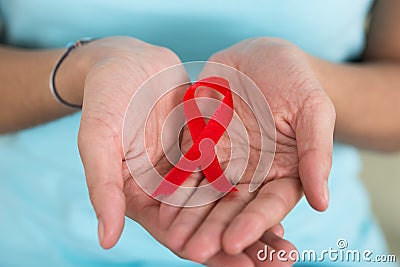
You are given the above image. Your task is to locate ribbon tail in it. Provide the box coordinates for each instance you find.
[212,173,238,192]
[203,157,237,192]
[151,180,180,197]
[151,155,195,196]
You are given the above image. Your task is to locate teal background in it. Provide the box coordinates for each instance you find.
[0,0,395,266]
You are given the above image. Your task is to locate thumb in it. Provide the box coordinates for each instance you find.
[78,124,126,249]
[295,95,335,212]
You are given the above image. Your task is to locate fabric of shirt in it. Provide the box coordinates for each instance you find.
[0,0,394,266]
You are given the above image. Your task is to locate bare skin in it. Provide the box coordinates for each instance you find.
[1,1,400,266]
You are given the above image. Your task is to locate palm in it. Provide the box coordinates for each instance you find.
[78,37,330,266]
[153,38,335,263]
[121,78,297,266]
[80,51,294,266]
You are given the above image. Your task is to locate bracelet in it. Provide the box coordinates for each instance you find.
[49,38,94,109]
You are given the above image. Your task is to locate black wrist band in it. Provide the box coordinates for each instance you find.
[49,38,94,109]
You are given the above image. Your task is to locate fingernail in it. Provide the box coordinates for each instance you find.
[98,217,104,247]
[323,180,330,205]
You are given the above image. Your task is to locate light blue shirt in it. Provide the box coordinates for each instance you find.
[0,0,393,266]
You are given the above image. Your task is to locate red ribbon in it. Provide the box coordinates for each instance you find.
[152,76,237,196]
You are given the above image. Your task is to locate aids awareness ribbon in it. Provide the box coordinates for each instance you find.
[152,77,238,196]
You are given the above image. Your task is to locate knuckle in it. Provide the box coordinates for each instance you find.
[221,193,249,209]
[165,228,186,252]
[77,129,92,154]
[135,46,182,77]
[208,52,223,62]
[153,46,181,65]
[207,50,230,65]
[77,132,86,151]
[184,252,206,264]
[245,209,269,228]
[87,181,124,210]
[86,184,100,212]
[327,99,336,119]
[263,191,289,212]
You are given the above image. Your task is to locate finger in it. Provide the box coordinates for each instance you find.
[157,170,207,231]
[206,251,254,267]
[268,224,284,238]
[158,203,182,230]
[183,184,254,263]
[124,176,167,241]
[222,178,302,255]
[78,128,125,249]
[295,97,335,211]
[245,232,297,267]
[165,203,215,254]
[260,232,297,253]
[164,178,216,253]
[156,125,211,249]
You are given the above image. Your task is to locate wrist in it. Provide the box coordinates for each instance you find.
[54,40,100,108]
[304,52,340,106]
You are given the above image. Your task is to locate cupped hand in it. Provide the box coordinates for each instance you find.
[76,36,184,249]
[159,37,335,264]
[76,36,327,267]
[117,60,297,266]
